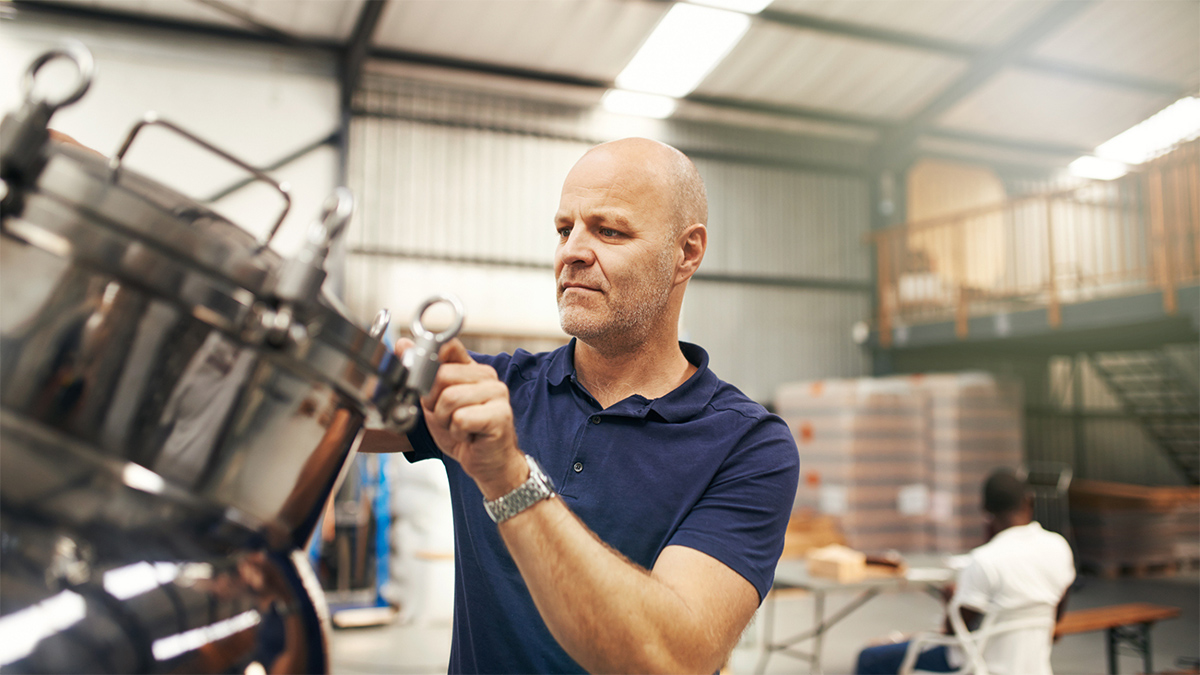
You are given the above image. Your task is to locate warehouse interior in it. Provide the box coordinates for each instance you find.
[1,0,1198,673]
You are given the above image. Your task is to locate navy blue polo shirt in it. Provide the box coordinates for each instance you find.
[405,339,799,674]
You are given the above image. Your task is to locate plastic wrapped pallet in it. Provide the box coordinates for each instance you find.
[902,372,1024,553]
[776,378,929,553]
[1070,480,1200,575]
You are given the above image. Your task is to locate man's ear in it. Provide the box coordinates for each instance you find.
[675,223,707,284]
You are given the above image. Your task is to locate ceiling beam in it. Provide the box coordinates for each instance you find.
[188,0,307,46]
[871,0,1095,170]
[6,0,1110,164]
[10,0,339,53]
[341,0,388,108]
[753,4,1181,98]
[923,128,1090,158]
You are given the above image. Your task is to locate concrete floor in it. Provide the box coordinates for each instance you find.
[328,570,1199,675]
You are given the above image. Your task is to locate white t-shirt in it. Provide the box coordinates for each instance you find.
[952,521,1076,675]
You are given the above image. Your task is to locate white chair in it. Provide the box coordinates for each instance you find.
[898,598,1056,675]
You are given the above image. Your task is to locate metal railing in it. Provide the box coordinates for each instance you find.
[872,140,1200,346]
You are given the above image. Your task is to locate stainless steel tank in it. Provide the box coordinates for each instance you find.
[0,44,460,673]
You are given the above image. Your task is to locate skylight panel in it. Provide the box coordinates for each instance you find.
[1095,97,1200,165]
[614,3,752,99]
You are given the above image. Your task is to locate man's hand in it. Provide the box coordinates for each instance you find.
[421,339,527,499]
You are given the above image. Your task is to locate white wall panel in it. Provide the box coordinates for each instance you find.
[0,13,340,256]
[699,160,871,281]
[682,283,870,402]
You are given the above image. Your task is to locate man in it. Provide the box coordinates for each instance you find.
[365,138,800,674]
[855,468,1075,675]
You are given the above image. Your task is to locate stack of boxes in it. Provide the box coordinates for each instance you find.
[775,372,1023,554]
[921,373,1024,552]
[776,378,928,553]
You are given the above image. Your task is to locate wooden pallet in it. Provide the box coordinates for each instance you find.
[1081,558,1181,579]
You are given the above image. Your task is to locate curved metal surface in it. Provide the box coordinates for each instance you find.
[0,140,394,548]
[0,412,329,674]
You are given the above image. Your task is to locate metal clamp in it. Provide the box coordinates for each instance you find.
[383,294,465,433]
[2,43,95,215]
[108,113,292,249]
[403,294,465,396]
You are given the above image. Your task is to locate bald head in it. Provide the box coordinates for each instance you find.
[578,138,707,237]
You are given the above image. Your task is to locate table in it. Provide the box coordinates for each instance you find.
[753,556,955,675]
[1054,603,1182,675]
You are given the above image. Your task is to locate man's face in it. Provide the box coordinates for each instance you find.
[553,147,679,348]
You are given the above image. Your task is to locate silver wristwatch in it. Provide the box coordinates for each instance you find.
[483,454,556,524]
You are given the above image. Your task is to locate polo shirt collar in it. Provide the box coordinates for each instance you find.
[547,339,719,422]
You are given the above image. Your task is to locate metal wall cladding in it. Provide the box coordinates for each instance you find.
[373,0,662,84]
[346,76,874,399]
[702,21,969,121]
[682,284,871,402]
[348,112,580,265]
[770,0,1050,46]
[696,158,871,281]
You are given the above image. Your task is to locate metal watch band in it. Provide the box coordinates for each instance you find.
[483,454,556,524]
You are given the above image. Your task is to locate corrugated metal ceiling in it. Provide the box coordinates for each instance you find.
[17,0,1200,170]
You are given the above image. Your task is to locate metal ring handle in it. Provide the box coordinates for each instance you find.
[21,42,94,112]
[369,309,391,340]
[108,112,292,248]
[410,294,465,345]
[320,186,354,245]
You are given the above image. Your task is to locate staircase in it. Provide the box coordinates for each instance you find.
[1090,351,1200,484]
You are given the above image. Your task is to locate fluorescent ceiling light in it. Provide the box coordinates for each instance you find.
[615,3,752,99]
[1095,96,1200,165]
[602,89,677,119]
[1069,155,1128,181]
[689,0,774,13]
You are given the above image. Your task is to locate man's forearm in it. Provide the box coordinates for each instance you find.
[497,496,748,674]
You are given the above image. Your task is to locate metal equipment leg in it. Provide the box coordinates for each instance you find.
[812,591,825,674]
[1106,623,1154,675]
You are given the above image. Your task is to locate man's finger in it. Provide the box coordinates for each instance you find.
[393,337,415,356]
[437,338,474,365]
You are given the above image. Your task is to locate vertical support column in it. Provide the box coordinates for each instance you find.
[1189,143,1200,276]
[1045,197,1061,329]
[954,222,968,338]
[1171,156,1193,281]
[1141,622,1153,675]
[1106,627,1118,675]
[1073,354,1086,479]
[1147,167,1177,315]
[877,230,894,348]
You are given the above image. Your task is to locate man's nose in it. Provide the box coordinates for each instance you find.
[558,224,595,266]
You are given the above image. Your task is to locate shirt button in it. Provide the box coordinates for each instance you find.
[573,462,583,473]
[590,416,600,424]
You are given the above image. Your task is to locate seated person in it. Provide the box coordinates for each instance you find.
[855,468,1075,675]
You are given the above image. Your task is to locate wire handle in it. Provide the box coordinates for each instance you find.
[108,112,292,248]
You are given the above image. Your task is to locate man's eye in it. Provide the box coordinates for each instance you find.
[557,226,571,238]
[599,228,620,238]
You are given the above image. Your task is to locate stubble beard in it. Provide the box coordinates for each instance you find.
[558,244,676,352]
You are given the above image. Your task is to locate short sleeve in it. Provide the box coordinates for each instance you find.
[664,415,799,602]
[954,557,994,613]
